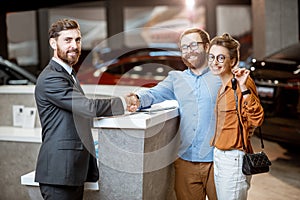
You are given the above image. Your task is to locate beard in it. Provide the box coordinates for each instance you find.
[182,51,207,69]
[57,46,81,66]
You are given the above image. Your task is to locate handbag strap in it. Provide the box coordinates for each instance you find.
[258,126,264,149]
[233,82,265,151]
[234,89,246,150]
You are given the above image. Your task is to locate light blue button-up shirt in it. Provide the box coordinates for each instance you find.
[137,67,221,162]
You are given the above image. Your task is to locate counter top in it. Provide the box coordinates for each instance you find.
[94,100,179,129]
[0,126,98,143]
[21,171,99,190]
[0,126,42,143]
[0,109,179,142]
[0,85,35,94]
[94,107,179,129]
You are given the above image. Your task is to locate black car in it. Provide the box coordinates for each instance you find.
[0,56,37,85]
[250,43,300,147]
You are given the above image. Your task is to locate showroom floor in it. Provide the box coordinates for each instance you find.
[248,136,300,200]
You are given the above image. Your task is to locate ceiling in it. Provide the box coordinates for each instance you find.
[0,0,103,13]
[0,0,254,13]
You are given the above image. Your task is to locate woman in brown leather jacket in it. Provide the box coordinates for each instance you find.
[208,33,264,200]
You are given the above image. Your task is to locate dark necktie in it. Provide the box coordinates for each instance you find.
[71,70,84,94]
[71,70,78,84]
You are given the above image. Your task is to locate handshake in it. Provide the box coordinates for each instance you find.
[125,93,141,112]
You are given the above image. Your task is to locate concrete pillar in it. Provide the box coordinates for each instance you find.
[105,0,124,49]
[0,13,8,59]
[36,9,50,73]
[252,0,298,59]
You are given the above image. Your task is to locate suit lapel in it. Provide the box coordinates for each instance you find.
[71,72,85,94]
[49,60,85,94]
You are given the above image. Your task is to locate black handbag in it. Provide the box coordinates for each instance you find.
[242,149,271,175]
[232,78,272,175]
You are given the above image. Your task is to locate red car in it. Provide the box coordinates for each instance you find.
[76,47,187,88]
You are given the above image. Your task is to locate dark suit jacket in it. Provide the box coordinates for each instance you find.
[34,60,124,186]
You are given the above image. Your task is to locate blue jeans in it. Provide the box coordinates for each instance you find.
[214,148,252,200]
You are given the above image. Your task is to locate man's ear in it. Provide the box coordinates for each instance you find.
[49,38,56,50]
[204,43,210,52]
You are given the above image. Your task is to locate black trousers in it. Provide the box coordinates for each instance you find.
[39,183,84,200]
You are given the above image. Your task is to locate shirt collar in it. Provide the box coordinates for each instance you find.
[187,66,210,76]
[52,57,73,75]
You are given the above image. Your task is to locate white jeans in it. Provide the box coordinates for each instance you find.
[214,148,252,200]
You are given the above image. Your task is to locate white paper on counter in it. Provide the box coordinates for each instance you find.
[22,107,36,128]
[12,105,25,127]
[139,100,179,112]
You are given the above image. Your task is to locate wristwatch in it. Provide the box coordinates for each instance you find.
[242,89,251,96]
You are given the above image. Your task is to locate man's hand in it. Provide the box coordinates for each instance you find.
[125,93,140,112]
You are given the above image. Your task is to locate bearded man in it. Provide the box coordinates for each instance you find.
[34,18,125,200]
[125,28,221,200]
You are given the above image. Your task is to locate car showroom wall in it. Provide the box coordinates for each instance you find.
[1,0,254,75]
[0,0,298,75]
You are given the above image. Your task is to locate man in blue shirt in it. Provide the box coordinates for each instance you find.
[126,28,221,200]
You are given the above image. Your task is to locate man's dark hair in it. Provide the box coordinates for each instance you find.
[48,19,80,39]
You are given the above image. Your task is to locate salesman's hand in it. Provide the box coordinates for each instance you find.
[125,93,140,112]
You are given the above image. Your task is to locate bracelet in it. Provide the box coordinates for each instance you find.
[242,89,251,96]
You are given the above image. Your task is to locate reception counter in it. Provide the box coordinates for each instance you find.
[0,85,180,199]
[16,108,179,200]
[94,107,179,200]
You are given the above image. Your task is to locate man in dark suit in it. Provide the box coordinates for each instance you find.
[34,18,125,200]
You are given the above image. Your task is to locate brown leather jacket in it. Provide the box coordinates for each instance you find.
[210,77,264,153]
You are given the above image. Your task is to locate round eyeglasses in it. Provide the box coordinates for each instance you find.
[181,42,204,54]
[208,54,227,63]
